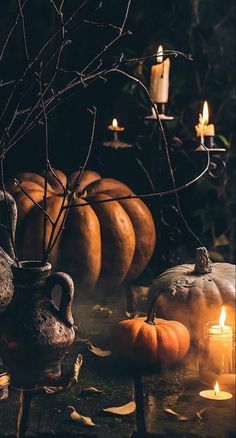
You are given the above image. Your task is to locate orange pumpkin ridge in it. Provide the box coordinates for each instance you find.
[111,307,190,367]
[9,170,156,295]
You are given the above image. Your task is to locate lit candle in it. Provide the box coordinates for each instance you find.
[107,118,124,132]
[150,45,170,104]
[207,306,233,375]
[199,381,232,400]
[195,101,215,141]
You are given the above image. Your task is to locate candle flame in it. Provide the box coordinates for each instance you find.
[157,45,163,63]
[202,101,209,125]
[112,118,118,128]
[219,306,227,329]
[214,381,220,395]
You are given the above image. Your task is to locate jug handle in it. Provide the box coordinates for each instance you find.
[46,272,74,327]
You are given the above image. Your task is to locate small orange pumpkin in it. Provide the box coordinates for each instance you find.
[112,310,190,366]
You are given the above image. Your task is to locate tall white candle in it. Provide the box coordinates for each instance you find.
[150,45,170,103]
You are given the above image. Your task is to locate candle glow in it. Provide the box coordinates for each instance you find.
[195,100,215,137]
[156,45,163,63]
[112,118,118,129]
[107,117,124,132]
[219,306,226,329]
[214,381,220,395]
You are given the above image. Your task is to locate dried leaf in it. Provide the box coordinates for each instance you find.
[73,354,83,383]
[66,354,83,389]
[91,305,112,319]
[163,408,189,421]
[102,401,136,415]
[91,304,101,314]
[195,407,209,421]
[41,386,64,394]
[82,386,103,395]
[88,344,112,357]
[68,406,96,427]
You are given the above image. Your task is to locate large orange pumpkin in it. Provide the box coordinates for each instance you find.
[9,169,156,293]
[112,312,190,366]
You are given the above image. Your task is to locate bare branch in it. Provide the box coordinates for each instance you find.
[63,148,210,209]
[38,67,49,256]
[14,179,54,225]
[46,107,97,257]
[17,0,30,63]
[120,0,132,34]
[0,0,28,62]
[123,50,193,64]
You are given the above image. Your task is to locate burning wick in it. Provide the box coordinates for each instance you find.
[214,381,219,396]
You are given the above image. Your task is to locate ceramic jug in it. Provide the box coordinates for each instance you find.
[0,260,75,388]
[0,191,17,312]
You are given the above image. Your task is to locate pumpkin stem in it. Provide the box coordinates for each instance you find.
[145,298,157,325]
[194,247,213,274]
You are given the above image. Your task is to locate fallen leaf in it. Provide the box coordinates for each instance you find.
[88,344,112,357]
[82,386,103,395]
[41,386,63,394]
[66,354,83,389]
[91,305,112,319]
[68,406,96,427]
[163,408,189,421]
[102,401,136,415]
[91,304,101,314]
[195,407,210,421]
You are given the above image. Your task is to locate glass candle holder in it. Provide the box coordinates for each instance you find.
[199,321,235,388]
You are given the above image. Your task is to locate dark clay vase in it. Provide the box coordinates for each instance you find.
[0,261,75,388]
[0,191,17,312]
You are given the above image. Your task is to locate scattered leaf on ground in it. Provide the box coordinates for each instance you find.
[195,407,210,421]
[67,354,83,388]
[88,344,112,357]
[91,305,112,319]
[82,386,103,395]
[163,408,189,421]
[68,406,96,427]
[41,386,63,394]
[102,401,136,415]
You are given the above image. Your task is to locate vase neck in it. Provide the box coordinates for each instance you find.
[11,261,52,290]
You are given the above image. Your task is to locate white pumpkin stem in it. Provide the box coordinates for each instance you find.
[194,247,213,274]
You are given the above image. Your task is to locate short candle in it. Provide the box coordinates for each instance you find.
[199,381,233,401]
[107,118,124,132]
[195,101,215,140]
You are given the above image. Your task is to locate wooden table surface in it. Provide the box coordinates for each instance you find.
[0,292,235,438]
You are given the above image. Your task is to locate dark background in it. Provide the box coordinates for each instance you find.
[0,0,235,274]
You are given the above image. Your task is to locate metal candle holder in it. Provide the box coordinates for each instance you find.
[145,102,174,121]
